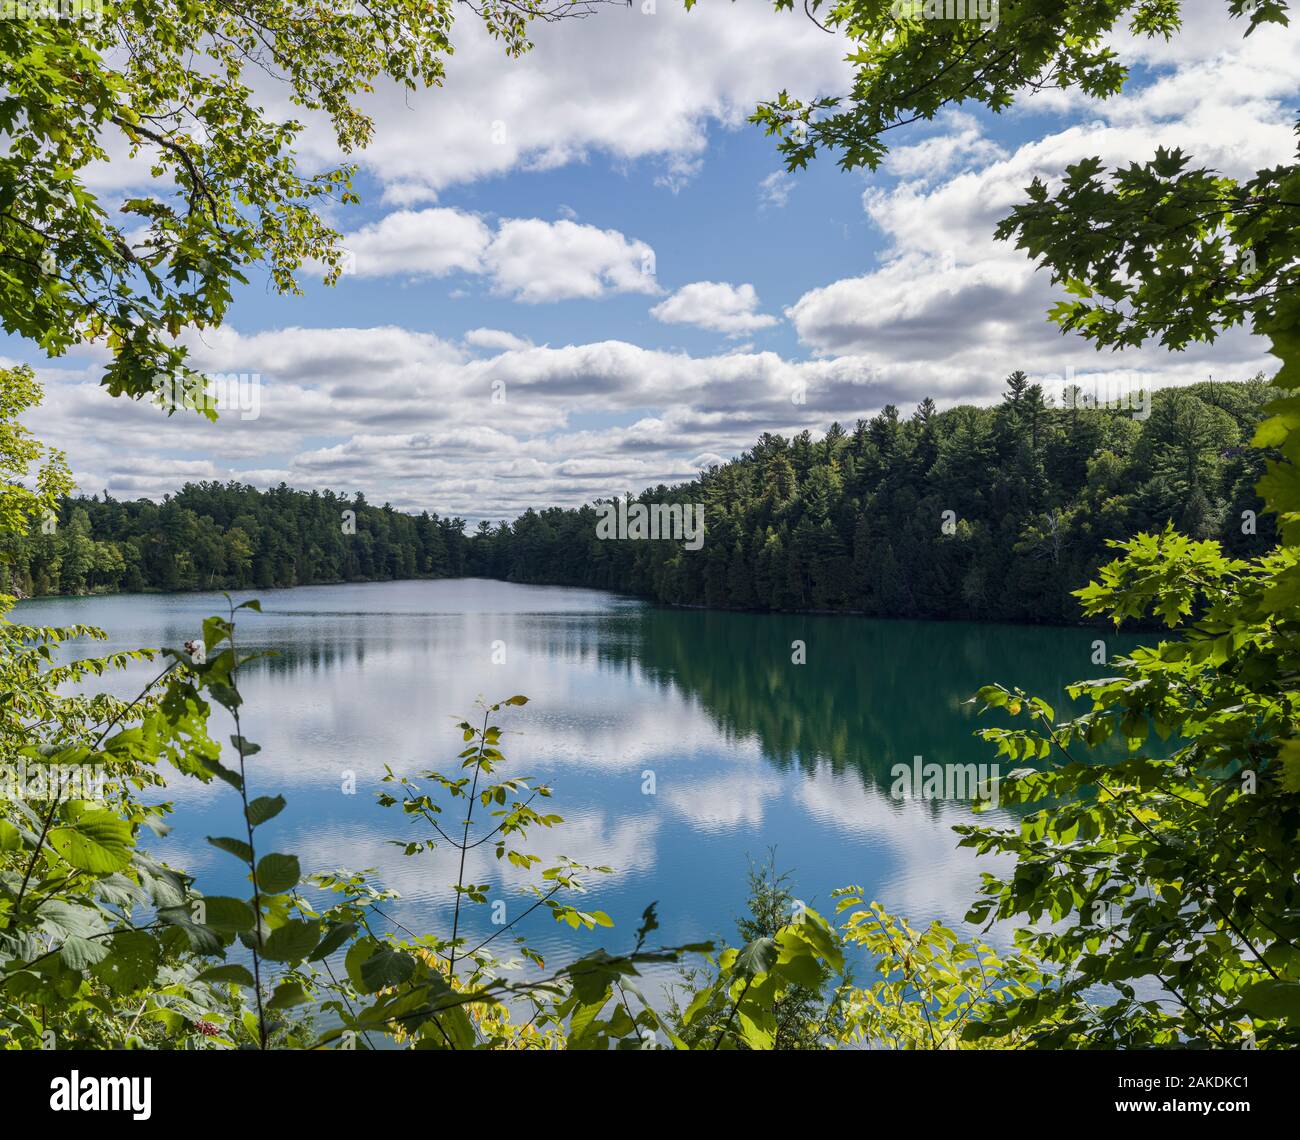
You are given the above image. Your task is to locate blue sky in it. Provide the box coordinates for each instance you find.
[10,0,1294,519]
[280,135,880,361]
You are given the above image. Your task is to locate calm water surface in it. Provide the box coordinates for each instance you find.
[15,579,1139,974]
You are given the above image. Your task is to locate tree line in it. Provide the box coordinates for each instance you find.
[10,375,1274,624]
[2,484,470,597]
[472,374,1275,622]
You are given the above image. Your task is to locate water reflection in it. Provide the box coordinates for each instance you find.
[14,580,1142,965]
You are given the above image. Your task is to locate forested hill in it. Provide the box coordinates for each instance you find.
[6,375,1276,624]
[2,484,471,597]
[471,375,1276,623]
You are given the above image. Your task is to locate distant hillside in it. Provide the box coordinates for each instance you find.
[2,484,470,598]
[467,375,1277,624]
[6,375,1276,625]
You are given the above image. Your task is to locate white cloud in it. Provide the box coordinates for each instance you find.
[651,281,778,336]
[24,331,907,516]
[35,314,1268,522]
[758,170,793,208]
[483,218,659,303]
[787,9,1299,375]
[883,112,1007,181]
[318,4,853,201]
[342,207,491,278]
[654,154,705,195]
[463,328,533,352]
[787,252,1035,358]
[341,210,657,301]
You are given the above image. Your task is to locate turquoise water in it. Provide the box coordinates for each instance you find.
[14,578,1139,973]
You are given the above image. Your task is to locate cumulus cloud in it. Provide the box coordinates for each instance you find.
[786,8,1298,380]
[342,207,491,278]
[883,111,1007,181]
[33,314,1268,523]
[787,252,1035,359]
[341,210,657,301]
[483,218,658,302]
[651,282,778,336]
[83,6,847,208]
[26,330,913,517]
[463,328,533,352]
[324,4,853,201]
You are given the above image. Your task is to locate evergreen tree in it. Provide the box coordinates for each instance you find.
[17,381,1270,626]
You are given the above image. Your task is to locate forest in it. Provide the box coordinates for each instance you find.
[471,375,1275,621]
[4,484,471,597]
[14,375,1275,624]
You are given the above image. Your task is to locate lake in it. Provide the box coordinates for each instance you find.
[13,578,1138,979]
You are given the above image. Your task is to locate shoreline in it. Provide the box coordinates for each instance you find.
[9,573,1127,632]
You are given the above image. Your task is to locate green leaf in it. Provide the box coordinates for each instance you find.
[91,931,161,993]
[197,963,256,987]
[207,835,252,863]
[48,811,133,873]
[1278,738,1300,794]
[307,920,357,962]
[358,946,416,993]
[247,795,286,826]
[734,936,778,978]
[267,979,310,1010]
[194,896,256,933]
[156,907,224,955]
[0,820,21,851]
[262,919,321,963]
[1239,980,1300,1020]
[208,681,241,712]
[256,853,300,894]
[773,934,825,988]
[60,935,110,971]
[198,754,244,791]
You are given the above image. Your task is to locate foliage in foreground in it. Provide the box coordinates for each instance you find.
[2,349,1297,1046]
[961,530,1300,1047]
[0,600,1032,1050]
[0,0,612,403]
[2,573,1295,1049]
